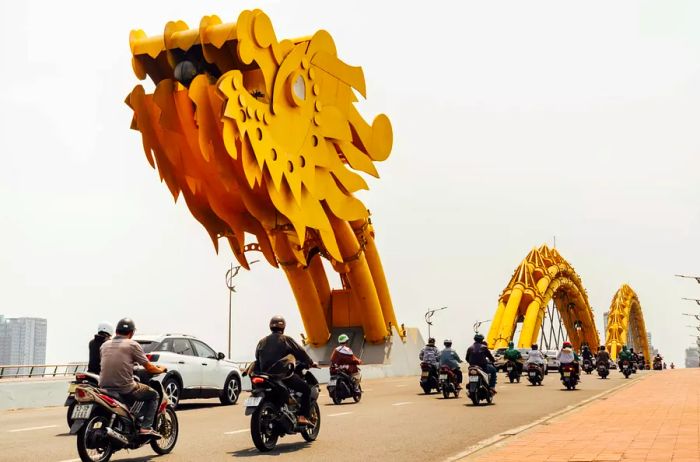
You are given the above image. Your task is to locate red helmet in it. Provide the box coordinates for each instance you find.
[563,341,572,348]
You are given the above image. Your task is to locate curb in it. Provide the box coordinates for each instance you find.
[443,374,647,462]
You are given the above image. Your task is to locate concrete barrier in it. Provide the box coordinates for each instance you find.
[0,378,71,410]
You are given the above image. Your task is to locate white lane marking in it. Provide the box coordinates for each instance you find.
[392,401,412,406]
[8,424,58,433]
[328,411,353,417]
[224,429,248,435]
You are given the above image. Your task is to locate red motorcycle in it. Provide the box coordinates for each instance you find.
[438,366,460,399]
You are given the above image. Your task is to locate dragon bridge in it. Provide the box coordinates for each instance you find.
[605,285,650,361]
[126,9,399,346]
[487,245,600,351]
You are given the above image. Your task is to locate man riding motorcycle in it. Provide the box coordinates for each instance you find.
[556,341,579,377]
[439,339,463,389]
[525,343,546,375]
[596,345,610,366]
[419,337,440,370]
[88,322,113,374]
[466,334,497,394]
[330,333,362,391]
[581,345,593,363]
[254,315,318,426]
[99,318,166,436]
[503,341,523,376]
[618,345,633,369]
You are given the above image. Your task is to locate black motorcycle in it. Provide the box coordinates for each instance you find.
[438,365,460,399]
[653,361,662,371]
[70,369,178,462]
[505,360,520,383]
[65,371,99,428]
[597,362,609,379]
[467,366,493,405]
[419,362,441,394]
[246,363,321,452]
[621,360,632,378]
[560,363,579,390]
[526,363,544,386]
[582,359,594,375]
[327,366,361,404]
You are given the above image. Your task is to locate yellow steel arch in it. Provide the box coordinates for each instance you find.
[605,285,650,361]
[487,245,600,351]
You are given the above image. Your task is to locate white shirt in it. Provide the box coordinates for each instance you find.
[526,350,545,364]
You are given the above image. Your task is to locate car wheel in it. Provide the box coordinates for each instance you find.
[163,378,181,409]
[220,374,241,405]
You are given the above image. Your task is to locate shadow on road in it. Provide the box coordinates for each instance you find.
[230,441,311,458]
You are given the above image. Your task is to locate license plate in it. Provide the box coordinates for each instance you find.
[507,367,513,372]
[439,374,447,380]
[529,372,536,377]
[328,379,337,386]
[67,383,77,393]
[469,376,479,383]
[563,372,571,377]
[245,397,262,407]
[71,404,93,419]
[421,371,429,378]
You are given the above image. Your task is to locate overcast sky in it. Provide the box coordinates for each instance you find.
[1,1,699,367]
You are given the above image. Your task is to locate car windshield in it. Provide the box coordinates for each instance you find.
[136,340,159,353]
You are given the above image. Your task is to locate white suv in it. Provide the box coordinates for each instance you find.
[133,333,242,409]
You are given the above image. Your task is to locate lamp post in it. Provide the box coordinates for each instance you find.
[225,260,259,359]
[424,306,447,340]
[473,319,490,334]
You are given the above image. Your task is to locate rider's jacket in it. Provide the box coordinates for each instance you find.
[466,342,495,369]
[582,349,593,361]
[526,349,546,365]
[504,348,522,361]
[439,348,462,370]
[88,333,109,374]
[255,332,313,376]
[618,349,633,361]
[556,347,578,364]
[99,336,149,393]
[596,351,610,364]
[330,346,361,374]
[419,345,440,365]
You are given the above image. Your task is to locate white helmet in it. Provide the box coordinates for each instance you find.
[97,322,114,336]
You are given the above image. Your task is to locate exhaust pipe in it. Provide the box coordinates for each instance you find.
[105,427,129,445]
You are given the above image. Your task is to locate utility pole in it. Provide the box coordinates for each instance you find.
[424,306,447,340]
[225,260,259,359]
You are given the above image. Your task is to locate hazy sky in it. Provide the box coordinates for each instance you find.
[1,1,699,367]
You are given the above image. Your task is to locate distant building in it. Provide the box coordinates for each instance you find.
[0,316,47,365]
[603,311,609,336]
[686,346,699,368]
[646,332,658,356]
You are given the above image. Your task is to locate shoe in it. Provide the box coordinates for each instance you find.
[139,428,162,438]
[489,388,497,395]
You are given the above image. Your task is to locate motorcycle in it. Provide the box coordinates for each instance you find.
[246,362,321,452]
[467,366,493,405]
[597,363,609,379]
[621,360,632,378]
[438,365,460,399]
[327,365,361,404]
[560,363,579,390]
[653,361,662,371]
[66,371,99,428]
[526,363,544,386]
[419,362,441,394]
[582,359,594,375]
[505,360,520,384]
[70,369,178,462]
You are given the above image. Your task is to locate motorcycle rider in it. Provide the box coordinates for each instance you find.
[618,345,633,369]
[254,315,318,426]
[525,343,546,376]
[503,341,523,376]
[419,337,441,370]
[596,345,610,368]
[653,353,663,369]
[556,341,579,377]
[330,333,362,391]
[466,334,497,394]
[99,318,166,437]
[581,345,593,364]
[88,322,113,374]
[439,339,463,389]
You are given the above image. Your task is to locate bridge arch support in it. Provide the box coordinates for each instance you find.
[605,285,650,361]
[487,245,600,351]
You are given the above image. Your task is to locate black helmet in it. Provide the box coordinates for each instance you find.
[269,315,286,332]
[443,338,452,347]
[115,318,135,335]
[428,337,436,345]
[531,344,538,350]
[474,333,485,343]
[600,345,606,351]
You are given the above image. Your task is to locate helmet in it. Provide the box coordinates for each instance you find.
[622,345,628,351]
[338,333,349,344]
[562,341,572,348]
[97,322,113,337]
[582,345,589,351]
[428,337,436,345]
[269,315,286,332]
[531,344,538,350]
[474,333,485,342]
[600,345,606,351]
[115,318,135,335]
[443,339,452,347]
[508,341,514,348]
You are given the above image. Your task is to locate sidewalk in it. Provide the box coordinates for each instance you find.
[467,369,700,462]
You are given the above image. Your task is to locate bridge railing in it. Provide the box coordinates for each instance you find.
[0,363,88,379]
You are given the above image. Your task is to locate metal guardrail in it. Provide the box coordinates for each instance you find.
[0,363,88,379]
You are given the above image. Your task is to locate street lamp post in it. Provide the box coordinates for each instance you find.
[424,306,447,340]
[225,260,259,359]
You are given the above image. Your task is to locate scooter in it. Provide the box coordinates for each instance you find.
[526,363,544,386]
[327,366,361,404]
[467,366,493,405]
[582,359,594,374]
[419,362,441,394]
[65,372,99,428]
[438,365,460,399]
[597,362,609,379]
[505,360,521,383]
[621,360,632,378]
[560,363,579,390]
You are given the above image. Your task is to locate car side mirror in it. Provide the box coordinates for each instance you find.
[217,352,225,360]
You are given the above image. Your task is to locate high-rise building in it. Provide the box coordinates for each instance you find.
[686,346,699,368]
[0,316,47,365]
[646,332,658,356]
[603,311,609,336]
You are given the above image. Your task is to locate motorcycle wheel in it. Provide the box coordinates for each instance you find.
[332,395,343,405]
[251,401,279,452]
[565,382,572,390]
[66,401,77,428]
[353,385,362,403]
[151,407,179,455]
[442,387,450,399]
[453,387,460,398]
[301,402,321,442]
[421,383,431,394]
[470,394,478,406]
[509,377,514,384]
[486,390,493,405]
[77,415,113,462]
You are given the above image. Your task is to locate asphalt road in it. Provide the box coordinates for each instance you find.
[0,370,643,462]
